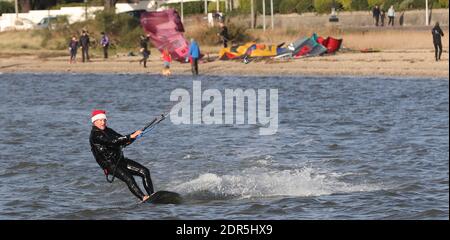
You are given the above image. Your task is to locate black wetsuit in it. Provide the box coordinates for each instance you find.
[139,37,150,68]
[432,25,444,61]
[90,126,154,200]
[219,26,229,48]
[80,34,90,62]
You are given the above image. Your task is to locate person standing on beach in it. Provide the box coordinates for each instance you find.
[188,38,200,76]
[217,22,229,48]
[139,34,151,68]
[100,32,110,59]
[161,47,172,76]
[80,30,90,62]
[68,35,79,64]
[89,110,154,202]
[380,9,386,27]
[387,5,395,26]
[372,5,380,27]
[432,22,444,61]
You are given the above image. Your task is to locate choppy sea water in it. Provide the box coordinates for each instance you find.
[0,73,448,220]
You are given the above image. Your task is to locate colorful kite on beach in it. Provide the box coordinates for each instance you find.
[218,33,343,61]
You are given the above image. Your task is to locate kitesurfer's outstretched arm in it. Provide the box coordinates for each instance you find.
[92,129,142,147]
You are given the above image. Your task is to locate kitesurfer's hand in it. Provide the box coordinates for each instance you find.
[130,130,143,139]
[141,195,150,203]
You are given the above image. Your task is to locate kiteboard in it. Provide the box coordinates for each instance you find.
[146,191,182,204]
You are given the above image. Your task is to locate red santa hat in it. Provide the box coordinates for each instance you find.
[91,109,107,123]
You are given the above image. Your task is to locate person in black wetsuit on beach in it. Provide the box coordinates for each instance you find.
[217,22,229,48]
[89,109,154,202]
[432,22,444,61]
[139,34,151,68]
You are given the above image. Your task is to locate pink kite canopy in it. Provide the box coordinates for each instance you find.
[140,9,189,62]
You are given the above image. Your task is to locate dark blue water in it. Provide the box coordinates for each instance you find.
[0,73,448,219]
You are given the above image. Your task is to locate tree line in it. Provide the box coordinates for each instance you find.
[1,0,448,15]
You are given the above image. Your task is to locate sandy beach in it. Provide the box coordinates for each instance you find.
[1,48,448,78]
[0,26,449,78]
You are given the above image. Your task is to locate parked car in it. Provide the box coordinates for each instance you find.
[1,18,36,31]
[36,16,58,29]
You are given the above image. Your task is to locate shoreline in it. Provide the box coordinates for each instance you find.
[0,49,449,78]
[2,72,448,82]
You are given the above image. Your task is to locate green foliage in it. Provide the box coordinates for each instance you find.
[39,29,53,48]
[297,0,315,13]
[238,0,251,13]
[118,26,145,49]
[239,0,448,12]
[227,22,254,43]
[258,0,281,14]
[95,10,115,33]
[438,0,449,7]
[367,0,385,7]
[350,0,369,10]
[208,1,226,12]
[95,11,143,48]
[95,10,140,35]
[164,2,205,15]
[186,26,220,46]
[238,0,285,14]
[339,0,353,10]
[279,0,300,13]
[313,0,334,13]
[279,0,314,14]
[269,0,283,13]
[0,1,15,14]
[410,0,426,8]
[381,0,400,10]
[187,22,253,46]
[397,0,433,10]
[398,0,413,10]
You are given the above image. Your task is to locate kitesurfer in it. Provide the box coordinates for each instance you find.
[432,22,444,61]
[89,110,154,202]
